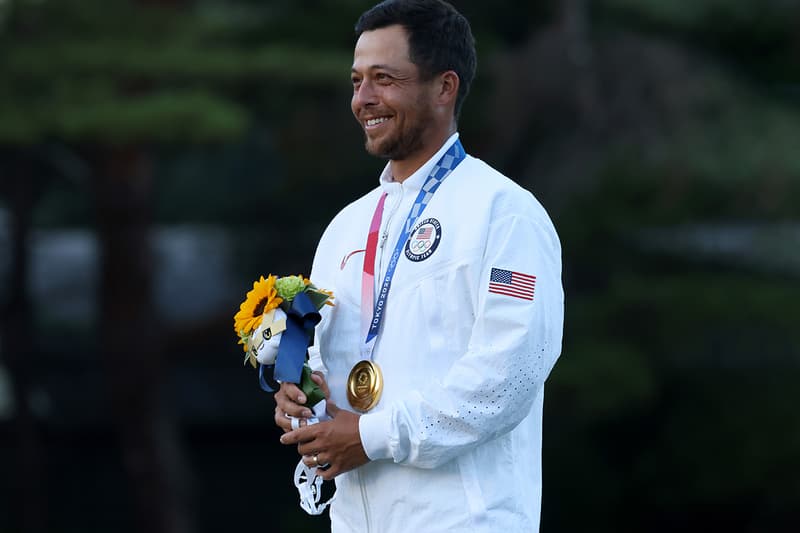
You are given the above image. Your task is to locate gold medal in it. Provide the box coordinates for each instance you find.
[347,360,383,412]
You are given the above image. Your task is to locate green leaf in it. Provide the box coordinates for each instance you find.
[300,365,325,408]
[305,288,333,311]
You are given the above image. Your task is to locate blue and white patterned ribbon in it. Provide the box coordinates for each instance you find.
[364,139,465,349]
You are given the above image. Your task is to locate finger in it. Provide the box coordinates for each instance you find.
[310,371,330,399]
[275,394,307,418]
[278,382,307,405]
[302,453,328,469]
[290,417,309,430]
[280,426,314,447]
[326,400,340,418]
[273,406,308,432]
[274,408,293,432]
[296,439,321,457]
[275,384,313,418]
[318,465,338,481]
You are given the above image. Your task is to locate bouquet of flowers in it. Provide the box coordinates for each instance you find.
[234,274,333,407]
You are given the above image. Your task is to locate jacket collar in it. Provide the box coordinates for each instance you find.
[378,132,460,195]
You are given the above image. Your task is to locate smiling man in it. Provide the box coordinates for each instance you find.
[351,23,455,180]
[275,1,564,531]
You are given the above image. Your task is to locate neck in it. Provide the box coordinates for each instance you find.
[389,153,436,183]
[390,126,456,183]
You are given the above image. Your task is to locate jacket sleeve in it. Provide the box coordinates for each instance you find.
[358,212,564,468]
[307,217,340,375]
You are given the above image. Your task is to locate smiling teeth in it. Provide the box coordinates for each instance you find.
[366,117,388,126]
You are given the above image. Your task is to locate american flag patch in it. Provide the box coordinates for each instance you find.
[488,268,536,301]
[416,227,433,240]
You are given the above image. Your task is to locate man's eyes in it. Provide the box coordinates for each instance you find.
[351,73,395,87]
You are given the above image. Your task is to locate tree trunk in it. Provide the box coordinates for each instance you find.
[559,0,602,130]
[0,158,47,533]
[91,146,193,533]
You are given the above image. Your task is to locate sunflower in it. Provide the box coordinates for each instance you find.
[233,275,283,340]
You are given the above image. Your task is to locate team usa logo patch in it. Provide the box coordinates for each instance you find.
[405,218,441,262]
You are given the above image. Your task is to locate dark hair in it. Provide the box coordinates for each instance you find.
[355,0,477,121]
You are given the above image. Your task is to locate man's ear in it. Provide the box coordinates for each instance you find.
[436,70,460,106]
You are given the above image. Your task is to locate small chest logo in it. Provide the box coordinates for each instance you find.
[405,218,441,262]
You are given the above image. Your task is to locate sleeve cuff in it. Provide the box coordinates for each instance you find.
[358,408,394,461]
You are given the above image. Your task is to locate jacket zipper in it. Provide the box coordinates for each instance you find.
[360,184,407,531]
[376,184,404,285]
[361,186,402,533]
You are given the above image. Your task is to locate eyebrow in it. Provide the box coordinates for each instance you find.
[351,64,404,74]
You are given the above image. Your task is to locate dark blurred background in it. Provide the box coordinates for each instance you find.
[1,0,799,532]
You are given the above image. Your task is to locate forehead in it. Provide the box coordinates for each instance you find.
[352,24,414,73]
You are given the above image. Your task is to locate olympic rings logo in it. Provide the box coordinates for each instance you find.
[411,240,431,252]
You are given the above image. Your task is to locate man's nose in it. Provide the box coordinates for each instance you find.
[353,79,379,107]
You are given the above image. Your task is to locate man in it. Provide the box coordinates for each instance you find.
[276,1,564,531]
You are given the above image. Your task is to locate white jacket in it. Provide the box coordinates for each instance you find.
[309,134,564,532]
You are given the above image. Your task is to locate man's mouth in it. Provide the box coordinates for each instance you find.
[365,116,391,129]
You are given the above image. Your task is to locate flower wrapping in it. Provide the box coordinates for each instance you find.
[234,274,333,407]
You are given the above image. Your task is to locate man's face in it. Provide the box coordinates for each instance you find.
[350,25,436,161]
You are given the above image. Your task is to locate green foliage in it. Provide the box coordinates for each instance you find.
[152,130,284,224]
[601,0,773,28]
[0,0,350,144]
[551,64,800,523]
[4,0,800,531]
[5,41,349,83]
[597,0,800,82]
[0,88,249,144]
[574,82,800,226]
[672,87,800,189]
[548,262,800,530]
[552,338,657,420]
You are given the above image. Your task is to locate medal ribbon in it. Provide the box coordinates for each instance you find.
[360,139,465,358]
[360,192,387,350]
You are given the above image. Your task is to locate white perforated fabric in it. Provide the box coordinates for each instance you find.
[308,134,564,533]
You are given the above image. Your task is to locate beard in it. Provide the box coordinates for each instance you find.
[364,118,428,161]
[362,94,432,161]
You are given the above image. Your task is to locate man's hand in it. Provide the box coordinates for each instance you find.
[279,401,370,480]
[274,371,329,432]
